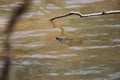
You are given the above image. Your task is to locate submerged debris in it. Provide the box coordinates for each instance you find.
[56,37,72,42]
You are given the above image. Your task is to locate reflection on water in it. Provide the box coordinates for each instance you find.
[102,24,120,28]
[70,44,120,50]
[21,11,45,18]
[16,53,78,59]
[66,0,103,4]
[64,69,101,75]
[109,72,120,80]
[0,0,120,80]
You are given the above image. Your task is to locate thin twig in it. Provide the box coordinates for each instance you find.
[50,10,120,22]
[1,0,31,80]
[50,10,120,40]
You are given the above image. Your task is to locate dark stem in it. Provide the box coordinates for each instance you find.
[1,0,31,80]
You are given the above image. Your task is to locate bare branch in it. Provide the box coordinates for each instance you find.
[50,10,120,40]
[50,10,120,22]
[1,0,31,80]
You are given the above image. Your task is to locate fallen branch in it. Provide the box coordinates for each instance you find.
[50,10,120,37]
[1,0,31,80]
[50,10,120,22]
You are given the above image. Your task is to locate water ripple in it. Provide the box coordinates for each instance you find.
[46,4,61,10]
[65,5,80,9]
[11,30,46,38]
[64,70,101,75]
[46,73,59,76]
[112,39,120,42]
[18,53,78,59]
[70,45,120,50]
[66,0,103,4]
[41,27,78,32]
[109,72,120,80]
[102,24,120,28]
[84,33,108,37]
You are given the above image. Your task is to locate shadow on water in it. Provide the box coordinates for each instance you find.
[0,0,120,80]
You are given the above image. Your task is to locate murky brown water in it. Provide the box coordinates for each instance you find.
[0,0,120,80]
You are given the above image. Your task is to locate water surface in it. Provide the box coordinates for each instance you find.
[0,0,120,80]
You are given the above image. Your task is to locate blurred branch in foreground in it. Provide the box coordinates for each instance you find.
[50,10,120,22]
[1,0,31,80]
